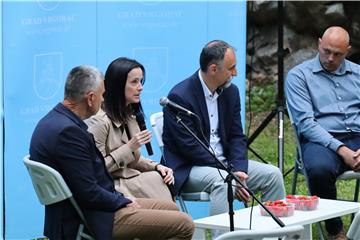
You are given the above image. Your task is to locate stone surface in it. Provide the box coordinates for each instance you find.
[246,1,360,84]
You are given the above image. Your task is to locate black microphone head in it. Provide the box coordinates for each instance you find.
[159,97,168,107]
[135,110,144,122]
[135,110,147,131]
[133,107,144,123]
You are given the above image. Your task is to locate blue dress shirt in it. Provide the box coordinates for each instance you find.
[285,54,360,152]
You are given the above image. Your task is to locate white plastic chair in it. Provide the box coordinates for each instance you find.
[347,211,360,240]
[23,155,95,240]
[150,111,210,213]
[214,225,304,240]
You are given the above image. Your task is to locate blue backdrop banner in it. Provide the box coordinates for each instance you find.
[2,1,246,238]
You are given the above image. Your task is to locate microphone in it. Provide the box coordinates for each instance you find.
[134,110,153,156]
[159,97,195,116]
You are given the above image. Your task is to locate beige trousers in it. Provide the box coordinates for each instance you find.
[112,198,194,240]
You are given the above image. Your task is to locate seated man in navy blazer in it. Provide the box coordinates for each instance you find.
[162,40,285,218]
[30,65,194,240]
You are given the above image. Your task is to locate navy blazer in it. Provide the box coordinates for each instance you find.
[30,103,131,240]
[162,71,248,194]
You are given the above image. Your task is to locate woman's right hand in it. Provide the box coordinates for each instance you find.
[128,129,152,152]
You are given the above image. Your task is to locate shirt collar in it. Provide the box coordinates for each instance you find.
[55,103,88,130]
[112,116,136,128]
[312,54,352,75]
[93,108,127,129]
[198,70,219,100]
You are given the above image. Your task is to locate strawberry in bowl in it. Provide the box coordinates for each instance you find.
[286,195,319,211]
[260,200,295,217]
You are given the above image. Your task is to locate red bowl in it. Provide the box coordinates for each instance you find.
[286,195,319,211]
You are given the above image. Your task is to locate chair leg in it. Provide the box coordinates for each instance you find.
[76,224,95,240]
[76,224,84,240]
[351,179,360,222]
[177,195,188,213]
[291,162,298,195]
[316,222,325,240]
[81,232,95,240]
[354,179,359,202]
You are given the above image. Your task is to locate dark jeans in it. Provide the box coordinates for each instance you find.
[301,132,359,235]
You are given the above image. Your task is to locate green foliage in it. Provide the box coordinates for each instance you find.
[247,83,277,113]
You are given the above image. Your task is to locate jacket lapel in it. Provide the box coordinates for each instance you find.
[122,118,141,159]
[217,95,227,147]
[192,73,210,142]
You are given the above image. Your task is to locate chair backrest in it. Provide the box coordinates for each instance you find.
[214,225,304,240]
[23,155,72,205]
[149,111,211,212]
[23,155,95,239]
[286,102,305,170]
[150,112,164,152]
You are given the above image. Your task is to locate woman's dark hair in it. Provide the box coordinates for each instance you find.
[104,57,145,123]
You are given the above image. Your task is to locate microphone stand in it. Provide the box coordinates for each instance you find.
[226,174,235,231]
[174,114,285,231]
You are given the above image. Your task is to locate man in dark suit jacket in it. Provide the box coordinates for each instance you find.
[30,65,194,240]
[163,40,285,217]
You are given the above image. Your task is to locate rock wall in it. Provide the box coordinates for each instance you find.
[247,1,360,84]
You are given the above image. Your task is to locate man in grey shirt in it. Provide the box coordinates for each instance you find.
[286,26,360,240]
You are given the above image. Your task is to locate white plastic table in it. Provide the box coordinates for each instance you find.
[194,198,360,239]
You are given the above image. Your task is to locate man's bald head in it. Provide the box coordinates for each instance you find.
[322,26,350,47]
[318,26,351,72]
